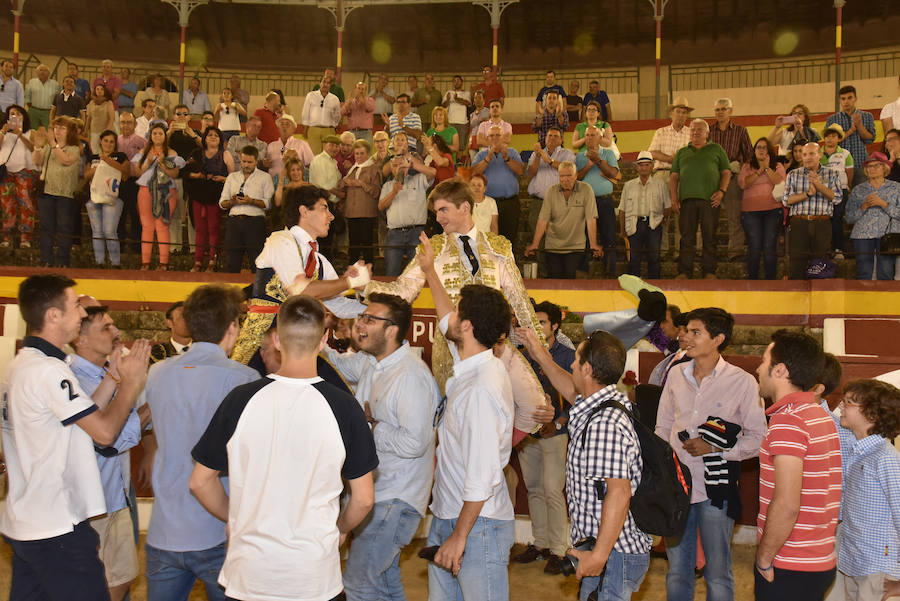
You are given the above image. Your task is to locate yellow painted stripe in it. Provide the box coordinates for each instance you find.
[492,45,498,66]
[836,25,842,48]
[337,47,343,68]
[13,33,19,54]
[179,43,185,64]
[655,37,661,60]
[0,277,247,305]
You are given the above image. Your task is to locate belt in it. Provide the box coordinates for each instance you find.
[595,195,613,200]
[655,168,670,172]
[636,216,650,221]
[229,214,265,219]
[791,214,830,221]
[391,224,424,231]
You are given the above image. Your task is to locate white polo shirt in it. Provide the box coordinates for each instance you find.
[0,336,106,541]
[192,375,378,601]
[219,168,274,217]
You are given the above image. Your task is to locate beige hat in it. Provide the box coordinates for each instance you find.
[668,96,694,112]
[276,113,296,126]
[635,150,654,163]
[823,123,845,139]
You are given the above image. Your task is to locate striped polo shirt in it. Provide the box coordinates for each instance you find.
[757,391,842,571]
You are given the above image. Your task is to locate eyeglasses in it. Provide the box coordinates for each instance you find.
[839,396,860,407]
[358,313,395,326]
[433,395,448,427]
[175,111,189,116]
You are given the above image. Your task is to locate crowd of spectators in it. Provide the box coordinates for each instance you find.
[0,59,899,280]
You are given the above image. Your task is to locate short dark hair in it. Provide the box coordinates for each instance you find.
[820,352,843,397]
[533,301,562,331]
[173,103,189,112]
[367,293,412,343]
[165,301,184,321]
[886,128,900,140]
[843,379,900,439]
[546,126,563,137]
[667,304,682,324]
[396,93,410,102]
[577,330,626,387]
[240,145,259,160]
[546,70,556,76]
[277,295,326,355]
[283,185,329,228]
[182,284,244,344]
[684,307,733,351]
[18,274,77,332]
[458,284,510,349]
[78,305,109,336]
[838,85,857,96]
[141,98,156,108]
[769,329,825,392]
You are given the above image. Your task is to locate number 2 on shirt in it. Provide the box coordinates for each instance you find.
[60,380,80,401]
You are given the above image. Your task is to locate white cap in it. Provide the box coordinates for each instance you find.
[635,150,653,163]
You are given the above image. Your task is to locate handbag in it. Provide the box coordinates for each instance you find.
[880,217,900,255]
[34,144,52,196]
[0,134,20,180]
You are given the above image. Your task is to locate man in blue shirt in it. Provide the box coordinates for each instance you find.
[0,58,24,112]
[472,124,524,245]
[576,126,620,275]
[582,80,612,123]
[141,284,259,601]
[66,63,91,101]
[826,85,876,187]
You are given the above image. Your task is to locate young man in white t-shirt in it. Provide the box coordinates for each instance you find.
[190,295,377,601]
[0,274,150,600]
[880,75,900,133]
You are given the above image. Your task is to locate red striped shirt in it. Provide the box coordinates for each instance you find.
[757,391,842,571]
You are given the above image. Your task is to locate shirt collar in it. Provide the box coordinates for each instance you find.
[374,341,411,371]
[180,341,225,358]
[852,433,886,458]
[569,384,623,420]
[69,353,106,378]
[451,348,494,378]
[171,338,190,354]
[22,335,67,361]
[290,224,315,248]
[766,390,817,416]
[457,224,478,242]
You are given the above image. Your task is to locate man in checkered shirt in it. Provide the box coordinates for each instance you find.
[518,328,652,601]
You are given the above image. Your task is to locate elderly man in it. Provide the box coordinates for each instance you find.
[388,93,423,151]
[708,98,753,261]
[91,59,122,111]
[312,67,345,102]
[649,97,692,258]
[670,118,731,279]
[532,90,569,147]
[526,126,575,233]
[117,112,146,253]
[371,73,396,132]
[302,76,342,155]
[443,75,471,154]
[472,124,525,245]
[620,151,671,279]
[50,75,86,121]
[379,153,436,276]
[419,74,443,132]
[337,131,356,177]
[782,142,842,279]
[576,126,620,276]
[525,161,601,278]
[227,115,268,170]
[267,114,313,181]
[182,77,210,118]
[342,81,375,146]
[0,59,24,112]
[24,64,59,129]
[230,74,250,120]
[254,91,281,144]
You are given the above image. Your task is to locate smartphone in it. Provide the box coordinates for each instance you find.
[781,115,798,126]
[173,121,186,130]
[8,115,21,130]
[418,545,440,561]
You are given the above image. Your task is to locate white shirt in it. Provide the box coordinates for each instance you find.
[254,225,365,319]
[430,315,514,521]
[135,115,151,139]
[217,102,241,132]
[0,130,35,173]
[380,171,432,229]
[219,168,273,217]
[267,136,314,176]
[0,338,107,540]
[309,151,341,198]
[472,196,498,234]
[301,90,341,128]
[453,224,481,275]
[880,97,900,125]
[324,342,440,515]
[445,89,471,124]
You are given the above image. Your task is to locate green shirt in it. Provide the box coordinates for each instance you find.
[671,142,730,201]
[426,125,458,162]
[419,88,444,126]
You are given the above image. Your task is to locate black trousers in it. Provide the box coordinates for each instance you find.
[37,194,75,267]
[754,566,835,601]
[544,251,582,279]
[788,216,831,279]
[117,178,141,252]
[224,214,267,273]
[347,217,375,265]
[678,197,720,277]
[495,195,520,245]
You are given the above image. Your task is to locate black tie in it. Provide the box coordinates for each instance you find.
[459,235,479,276]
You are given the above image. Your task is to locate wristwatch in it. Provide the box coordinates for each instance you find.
[554,419,564,431]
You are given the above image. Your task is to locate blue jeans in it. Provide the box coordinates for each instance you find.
[741,209,782,280]
[853,238,896,280]
[664,500,735,601]
[627,218,662,279]
[385,225,425,276]
[86,199,124,266]
[145,543,227,601]
[426,516,514,601]
[579,547,650,601]
[343,499,422,601]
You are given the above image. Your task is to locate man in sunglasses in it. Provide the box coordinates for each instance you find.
[302,75,341,155]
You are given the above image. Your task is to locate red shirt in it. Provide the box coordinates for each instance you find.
[757,391,842,571]
[433,151,455,184]
[254,107,279,144]
[474,82,505,104]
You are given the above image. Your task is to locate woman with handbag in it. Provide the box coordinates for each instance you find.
[185,126,234,272]
[31,116,82,267]
[845,152,900,280]
[0,104,38,249]
[84,129,129,267]
[131,123,184,270]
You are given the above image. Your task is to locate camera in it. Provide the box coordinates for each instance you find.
[560,536,595,576]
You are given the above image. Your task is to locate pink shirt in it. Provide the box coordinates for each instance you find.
[267,137,314,176]
[341,96,375,130]
[738,163,786,212]
[118,133,146,161]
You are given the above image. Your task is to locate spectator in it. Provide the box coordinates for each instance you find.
[708,98,753,262]
[267,113,313,182]
[754,330,841,601]
[135,98,156,139]
[24,64,59,130]
[311,67,345,102]
[650,97,692,258]
[405,75,423,114]
[739,138,787,280]
[782,142,842,279]
[373,129,391,168]
[786,139,807,173]
[50,75,86,121]
[186,126,234,272]
[342,81,375,146]
[379,153,435,276]
[190,294,376,601]
[827,85,875,186]
[274,157,307,207]
[333,139,381,264]
[85,84,115,153]
[226,114,267,169]
[886,128,900,183]
[388,93,423,151]
[322,293,438,601]
[131,122,184,270]
[619,150,671,279]
[656,307,766,601]
[0,274,149,601]
[142,284,260,601]
[84,129,129,267]
[468,90,489,160]
[526,161,601,278]
[117,67,137,115]
[768,104,821,156]
[473,64,506,104]
[475,98,512,150]
[32,117,82,267]
[820,123,854,259]
[214,87,244,144]
[370,73,396,133]
[149,300,191,364]
[571,101,616,156]
[565,80,582,123]
[0,104,37,248]
[845,152,900,280]
[443,75,471,154]
[254,90,281,144]
[419,74,442,131]
[117,112,145,253]
[182,77,210,117]
[880,75,900,132]
[426,105,459,160]
[302,76,342,155]
[582,79,612,122]
[229,74,250,120]
[422,133,455,184]
[309,134,342,201]
[91,59,123,111]
[532,90,569,147]
[526,126,576,232]
[199,110,215,134]
[671,118,731,279]
[0,58,24,112]
[830,379,900,601]
[469,173,498,234]
[219,145,273,273]
[66,62,90,101]
[576,126,620,276]
[472,124,524,244]
[648,308,690,387]
[534,70,566,116]
[337,131,356,176]
[167,104,202,254]
[137,74,171,120]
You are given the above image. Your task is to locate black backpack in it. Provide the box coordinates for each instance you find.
[580,399,692,537]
